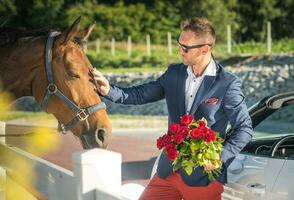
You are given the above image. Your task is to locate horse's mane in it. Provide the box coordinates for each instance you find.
[0,27,84,47]
[0,27,49,46]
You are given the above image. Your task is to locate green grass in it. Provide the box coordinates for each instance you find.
[99,65,167,73]
[0,111,168,129]
[86,39,294,73]
[0,111,53,122]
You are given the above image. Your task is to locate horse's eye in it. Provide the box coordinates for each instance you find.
[67,71,80,79]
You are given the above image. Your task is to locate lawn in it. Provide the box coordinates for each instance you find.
[86,39,294,73]
[0,111,167,129]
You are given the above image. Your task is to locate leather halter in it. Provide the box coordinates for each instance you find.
[41,32,106,134]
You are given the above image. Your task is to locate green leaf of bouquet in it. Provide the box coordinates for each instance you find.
[204,152,211,159]
[189,122,199,129]
[172,159,181,172]
[211,152,220,160]
[181,160,192,167]
[216,142,223,149]
[209,143,217,151]
[200,142,206,149]
[163,149,167,155]
[184,165,193,175]
[190,141,200,151]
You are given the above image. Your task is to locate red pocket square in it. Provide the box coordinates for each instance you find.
[203,97,218,105]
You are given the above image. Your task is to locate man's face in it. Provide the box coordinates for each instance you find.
[178,30,210,66]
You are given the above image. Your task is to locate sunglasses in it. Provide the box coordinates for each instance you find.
[177,38,212,53]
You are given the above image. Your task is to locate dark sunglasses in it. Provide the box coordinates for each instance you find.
[177,38,212,53]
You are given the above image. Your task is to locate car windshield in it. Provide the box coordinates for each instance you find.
[254,103,294,138]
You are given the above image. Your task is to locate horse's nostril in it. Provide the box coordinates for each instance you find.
[80,128,107,149]
[93,128,106,148]
[96,128,105,143]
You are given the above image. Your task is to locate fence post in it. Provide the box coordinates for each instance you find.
[0,122,5,144]
[167,32,172,55]
[146,34,151,56]
[72,149,122,200]
[111,38,115,56]
[83,43,88,54]
[267,21,272,54]
[95,39,100,55]
[127,36,132,58]
[227,25,232,54]
[0,167,5,200]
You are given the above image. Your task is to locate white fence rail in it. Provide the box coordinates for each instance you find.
[0,120,136,200]
[0,141,128,200]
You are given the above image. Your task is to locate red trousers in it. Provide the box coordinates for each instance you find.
[139,172,224,200]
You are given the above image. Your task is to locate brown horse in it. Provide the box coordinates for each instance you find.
[0,17,111,149]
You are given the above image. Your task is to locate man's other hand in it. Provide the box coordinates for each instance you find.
[204,161,221,171]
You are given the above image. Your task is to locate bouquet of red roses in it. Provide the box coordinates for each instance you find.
[156,114,223,181]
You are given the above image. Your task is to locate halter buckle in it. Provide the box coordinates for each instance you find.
[47,83,58,94]
[77,109,89,121]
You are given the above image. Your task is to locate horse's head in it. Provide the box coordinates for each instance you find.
[33,17,111,149]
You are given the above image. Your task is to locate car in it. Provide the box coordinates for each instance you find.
[151,92,294,200]
[226,91,294,200]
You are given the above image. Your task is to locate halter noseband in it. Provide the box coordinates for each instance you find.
[41,31,106,134]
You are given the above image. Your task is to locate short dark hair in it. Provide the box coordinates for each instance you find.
[180,17,216,46]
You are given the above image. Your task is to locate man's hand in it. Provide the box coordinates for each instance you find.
[91,68,110,96]
[204,161,221,171]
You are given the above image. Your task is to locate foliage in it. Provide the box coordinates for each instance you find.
[1,0,293,43]
[235,0,283,42]
[175,0,238,43]
[0,0,17,25]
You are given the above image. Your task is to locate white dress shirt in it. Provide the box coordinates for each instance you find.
[185,59,217,114]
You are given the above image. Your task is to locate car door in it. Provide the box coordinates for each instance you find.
[268,103,294,199]
[272,159,294,199]
[227,100,294,200]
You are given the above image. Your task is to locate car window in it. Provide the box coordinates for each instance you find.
[254,103,294,138]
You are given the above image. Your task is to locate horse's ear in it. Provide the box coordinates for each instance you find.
[76,21,96,41]
[61,16,81,43]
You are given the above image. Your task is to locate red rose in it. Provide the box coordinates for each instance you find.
[190,128,203,140]
[174,132,185,144]
[197,120,206,127]
[203,129,216,142]
[156,137,164,149]
[180,114,194,126]
[166,144,178,160]
[162,134,172,146]
[200,126,208,132]
[176,126,189,137]
[168,123,180,135]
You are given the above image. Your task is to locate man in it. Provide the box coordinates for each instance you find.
[92,17,253,200]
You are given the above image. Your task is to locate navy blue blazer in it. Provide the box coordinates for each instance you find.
[104,61,253,186]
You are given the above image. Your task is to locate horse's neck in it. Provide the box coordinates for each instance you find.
[0,37,45,99]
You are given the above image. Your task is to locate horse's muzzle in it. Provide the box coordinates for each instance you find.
[80,128,109,149]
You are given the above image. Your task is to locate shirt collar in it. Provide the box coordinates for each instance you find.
[187,58,216,77]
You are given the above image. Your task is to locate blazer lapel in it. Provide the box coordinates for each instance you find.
[177,65,188,116]
[189,75,216,115]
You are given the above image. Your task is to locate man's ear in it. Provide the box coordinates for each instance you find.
[202,45,210,54]
[59,16,81,44]
[76,21,96,42]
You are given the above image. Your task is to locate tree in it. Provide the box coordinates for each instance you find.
[0,0,17,27]
[175,0,238,43]
[272,0,294,39]
[236,0,282,42]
